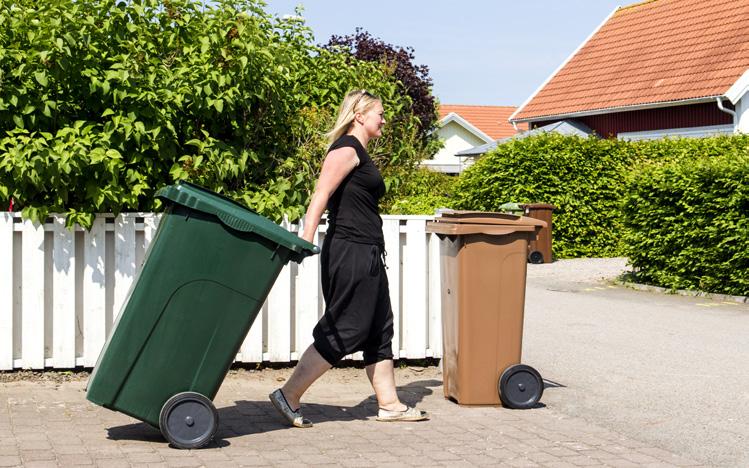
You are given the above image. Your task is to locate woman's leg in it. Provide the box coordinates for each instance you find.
[365,359,407,412]
[281,344,332,410]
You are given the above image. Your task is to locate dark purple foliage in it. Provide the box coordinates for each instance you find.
[323,28,438,143]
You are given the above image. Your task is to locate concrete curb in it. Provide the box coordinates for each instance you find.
[614,279,749,304]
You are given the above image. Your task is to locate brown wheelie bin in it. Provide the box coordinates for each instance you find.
[427,211,546,409]
[520,203,556,264]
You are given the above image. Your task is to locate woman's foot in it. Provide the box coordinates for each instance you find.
[376,405,429,422]
[269,389,312,428]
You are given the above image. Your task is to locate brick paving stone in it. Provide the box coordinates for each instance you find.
[0,456,22,467]
[541,462,578,468]
[229,455,272,467]
[162,457,203,468]
[95,460,133,468]
[462,453,499,465]
[524,451,559,464]
[20,450,57,462]
[542,446,579,458]
[622,452,663,464]
[504,458,542,467]
[19,440,53,451]
[20,461,59,468]
[51,444,89,455]
[57,453,94,465]
[559,454,602,466]
[126,452,164,463]
[604,459,644,468]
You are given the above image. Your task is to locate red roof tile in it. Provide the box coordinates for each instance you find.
[439,105,519,139]
[512,0,749,122]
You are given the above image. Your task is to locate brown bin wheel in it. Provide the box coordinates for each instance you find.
[498,364,544,409]
[528,251,544,264]
[159,392,218,449]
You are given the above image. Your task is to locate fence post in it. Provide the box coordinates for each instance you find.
[52,217,76,368]
[0,213,14,370]
[83,217,106,367]
[21,219,46,369]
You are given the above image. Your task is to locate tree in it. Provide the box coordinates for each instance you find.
[324,28,439,145]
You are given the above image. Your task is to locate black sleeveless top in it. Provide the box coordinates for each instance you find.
[326,135,386,246]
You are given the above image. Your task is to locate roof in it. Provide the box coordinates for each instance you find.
[511,0,749,122]
[456,120,593,157]
[439,105,518,139]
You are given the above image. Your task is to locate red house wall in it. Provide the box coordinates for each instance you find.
[531,102,734,138]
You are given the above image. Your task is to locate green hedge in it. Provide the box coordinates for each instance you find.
[454,133,638,258]
[384,168,456,215]
[622,137,749,296]
[452,133,748,296]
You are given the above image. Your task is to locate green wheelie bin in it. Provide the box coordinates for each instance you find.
[86,182,318,449]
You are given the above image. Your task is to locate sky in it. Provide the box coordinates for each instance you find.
[264,0,626,107]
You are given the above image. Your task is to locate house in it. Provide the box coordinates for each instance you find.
[423,105,518,173]
[509,0,749,140]
[457,120,593,158]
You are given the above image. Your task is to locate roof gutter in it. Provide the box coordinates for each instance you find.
[715,97,737,133]
[511,96,722,123]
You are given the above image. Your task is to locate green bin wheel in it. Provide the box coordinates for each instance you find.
[498,364,544,409]
[528,251,544,264]
[159,392,218,449]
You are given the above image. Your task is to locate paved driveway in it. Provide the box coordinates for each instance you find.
[523,258,749,467]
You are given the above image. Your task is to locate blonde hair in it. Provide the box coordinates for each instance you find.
[325,89,380,145]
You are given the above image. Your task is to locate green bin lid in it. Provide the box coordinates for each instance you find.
[156,181,318,256]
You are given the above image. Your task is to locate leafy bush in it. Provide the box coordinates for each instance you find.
[0,0,435,226]
[622,136,749,296]
[384,168,456,215]
[453,133,638,258]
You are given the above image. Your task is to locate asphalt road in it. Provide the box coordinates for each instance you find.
[522,258,749,467]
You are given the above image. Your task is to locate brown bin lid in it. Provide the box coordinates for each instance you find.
[426,210,546,235]
[426,222,539,236]
[433,210,546,228]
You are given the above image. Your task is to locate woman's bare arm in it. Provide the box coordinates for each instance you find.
[300,147,359,243]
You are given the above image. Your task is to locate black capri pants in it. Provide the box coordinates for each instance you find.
[312,236,394,366]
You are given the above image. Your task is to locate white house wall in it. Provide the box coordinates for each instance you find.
[423,122,490,173]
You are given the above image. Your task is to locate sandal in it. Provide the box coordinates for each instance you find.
[376,405,429,422]
[269,389,313,428]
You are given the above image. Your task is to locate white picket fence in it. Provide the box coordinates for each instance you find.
[0,212,443,370]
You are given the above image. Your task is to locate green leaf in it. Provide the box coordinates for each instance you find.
[34,71,48,87]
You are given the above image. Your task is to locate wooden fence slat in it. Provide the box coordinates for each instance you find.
[294,226,319,359]
[113,214,137,320]
[21,219,45,369]
[52,218,76,368]
[402,220,427,359]
[0,213,14,370]
[83,217,106,367]
[428,233,443,359]
[240,304,264,363]
[382,219,401,359]
[143,213,159,252]
[266,263,292,362]
[266,205,294,362]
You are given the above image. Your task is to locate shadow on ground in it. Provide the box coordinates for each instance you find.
[106,379,442,448]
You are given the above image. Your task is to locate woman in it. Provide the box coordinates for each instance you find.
[269,90,429,427]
